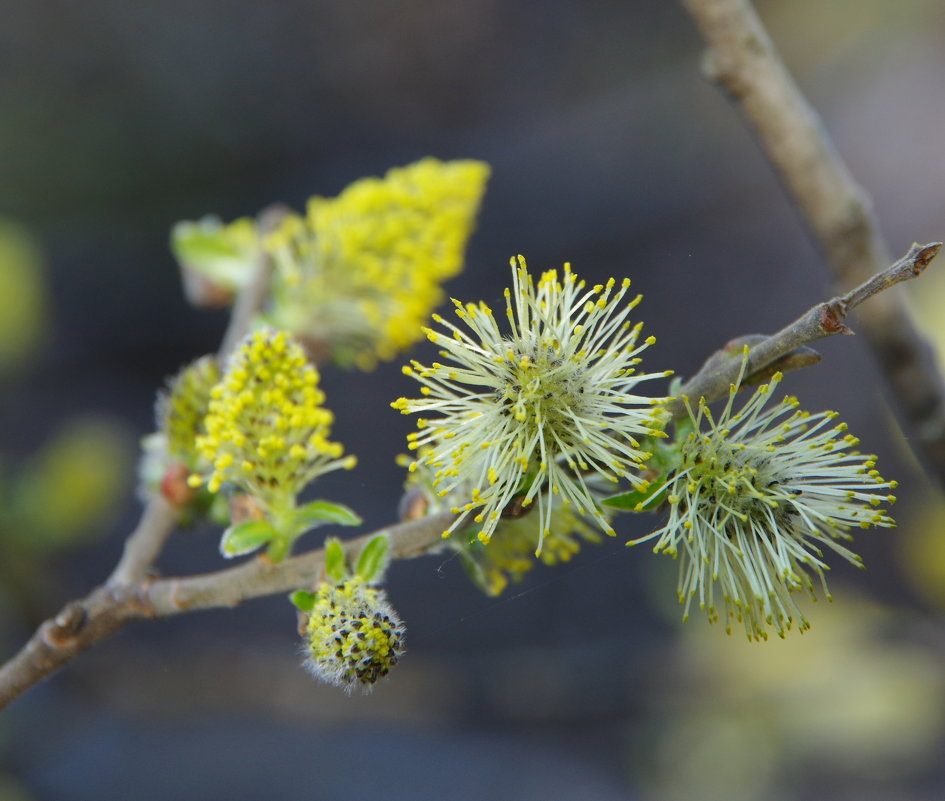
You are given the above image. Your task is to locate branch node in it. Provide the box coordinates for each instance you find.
[49,603,87,644]
[910,241,942,275]
[820,302,853,335]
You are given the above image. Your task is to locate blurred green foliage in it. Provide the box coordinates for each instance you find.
[0,221,132,620]
[7,417,131,551]
[0,416,132,622]
[0,219,47,375]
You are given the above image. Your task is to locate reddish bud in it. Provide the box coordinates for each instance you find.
[160,462,198,507]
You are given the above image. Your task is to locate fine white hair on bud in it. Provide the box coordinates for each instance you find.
[630,361,897,641]
[392,255,673,553]
[303,578,406,692]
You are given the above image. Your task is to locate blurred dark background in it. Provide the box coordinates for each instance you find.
[3,1,945,800]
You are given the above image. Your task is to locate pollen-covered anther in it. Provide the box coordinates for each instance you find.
[195,329,353,503]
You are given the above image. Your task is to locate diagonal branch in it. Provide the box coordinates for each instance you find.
[106,494,179,587]
[146,511,455,614]
[681,0,945,486]
[217,205,287,362]
[673,242,942,415]
[0,512,453,711]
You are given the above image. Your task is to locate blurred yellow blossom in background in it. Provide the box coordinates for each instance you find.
[266,157,490,369]
[637,592,945,801]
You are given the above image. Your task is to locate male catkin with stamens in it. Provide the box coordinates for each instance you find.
[393,255,673,553]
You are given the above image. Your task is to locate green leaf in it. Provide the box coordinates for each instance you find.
[455,544,493,596]
[289,590,317,613]
[355,534,390,583]
[324,538,347,584]
[603,477,669,512]
[170,216,258,288]
[641,432,685,474]
[295,500,362,534]
[219,519,277,558]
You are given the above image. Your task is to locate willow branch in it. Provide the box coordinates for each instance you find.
[107,494,179,587]
[681,0,945,485]
[146,511,453,614]
[108,210,284,588]
[0,512,453,711]
[218,204,286,360]
[672,242,942,415]
[0,205,296,711]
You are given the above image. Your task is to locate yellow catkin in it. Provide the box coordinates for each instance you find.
[265,158,490,369]
[195,329,354,503]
